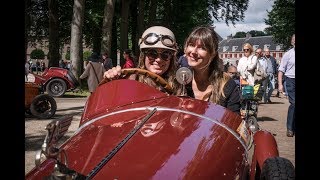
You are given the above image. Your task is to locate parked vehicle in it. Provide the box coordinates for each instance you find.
[28,67,79,97]
[25,68,294,179]
[25,82,57,119]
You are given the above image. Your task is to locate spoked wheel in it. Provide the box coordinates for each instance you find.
[30,94,57,119]
[46,79,67,97]
[99,68,173,94]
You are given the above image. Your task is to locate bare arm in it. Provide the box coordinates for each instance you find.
[278,71,284,93]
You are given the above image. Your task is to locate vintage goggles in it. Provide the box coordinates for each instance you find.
[144,49,173,61]
[139,33,176,48]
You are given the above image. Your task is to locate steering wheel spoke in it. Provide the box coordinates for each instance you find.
[99,68,173,93]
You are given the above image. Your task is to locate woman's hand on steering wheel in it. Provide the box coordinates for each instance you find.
[99,67,173,94]
[103,65,122,80]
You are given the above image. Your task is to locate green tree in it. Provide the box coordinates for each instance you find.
[248,30,268,37]
[30,49,46,59]
[264,0,295,50]
[233,32,246,38]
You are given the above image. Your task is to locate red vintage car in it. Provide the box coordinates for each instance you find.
[25,68,294,179]
[28,67,79,97]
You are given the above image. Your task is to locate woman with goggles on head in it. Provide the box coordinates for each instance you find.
[103,26,178,93]
[177,26,241,113]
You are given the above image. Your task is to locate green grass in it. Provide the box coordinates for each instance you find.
[63,90,90,98]
[63,80,90,97]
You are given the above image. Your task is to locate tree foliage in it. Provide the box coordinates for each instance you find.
[30,49,46,59]
[233,30,269,38]
[26,0,250,77]
[264,0,295,50]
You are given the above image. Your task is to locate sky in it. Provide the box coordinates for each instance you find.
[214,0,274,39]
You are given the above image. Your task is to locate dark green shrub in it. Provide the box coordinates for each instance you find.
[65,51,70,60]
[30,49,45,59]
[83,51,91,61]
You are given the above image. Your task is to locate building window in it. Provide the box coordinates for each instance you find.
[234,54,237,58]
[279,53,283,58]
[276,45,281,51]
[239,54,242,58]
[223,46,229,52]
[273,53,276,57]
[224,54,228,58]
[232,46,238,52]
[264,44,270,50]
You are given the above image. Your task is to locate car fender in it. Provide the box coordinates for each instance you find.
[250,130,279,179]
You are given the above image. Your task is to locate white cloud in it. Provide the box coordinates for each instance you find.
[213,0,274,39]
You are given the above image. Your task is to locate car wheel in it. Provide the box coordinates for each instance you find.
[46,78,67,97]
[260,157,295,180]
[30,94,57,119]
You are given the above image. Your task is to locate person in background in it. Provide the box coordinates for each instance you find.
[177,53,190,68]
[237,43,257,86]
[262,48,277,103]
[227,65,240,89]
[40,60,46,71]
[102,52,113,71]
[177,26,241,113]
[103,26,178,93]
[122,49,135,68]
[278,34,295,137]
[256,48,271,103]
[25,59,30,81]
[80,52,106,94]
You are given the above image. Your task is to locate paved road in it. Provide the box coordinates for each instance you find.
[25,92,294,175]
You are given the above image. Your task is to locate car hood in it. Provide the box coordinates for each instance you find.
[26,80,248,179]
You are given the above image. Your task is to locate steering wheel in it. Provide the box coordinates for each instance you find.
[99,68,173,93]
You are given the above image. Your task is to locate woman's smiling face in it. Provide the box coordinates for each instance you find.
[144,48,172,75]
[185,40,214,69]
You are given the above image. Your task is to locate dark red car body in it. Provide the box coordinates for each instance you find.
[30,67,79,97]
[25,78,294,180]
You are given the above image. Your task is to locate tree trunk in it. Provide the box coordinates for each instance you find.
[25,0,31,59]
[120,0,130,66]
[70,0,85,81]
[48,0,60,67]
[101,0,116,56]
[148,0,157,26]
[136,0,145,56]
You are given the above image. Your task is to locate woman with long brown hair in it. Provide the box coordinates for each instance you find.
[178,26,240,113]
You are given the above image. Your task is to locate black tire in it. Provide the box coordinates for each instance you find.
[46,78,67,97]
[260,157,295,180]
[30,94,57,119]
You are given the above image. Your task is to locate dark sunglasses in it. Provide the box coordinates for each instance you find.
[139,33,176,48]
[144,49,173,61]
[243,49,250,52]
[228,72,237,74]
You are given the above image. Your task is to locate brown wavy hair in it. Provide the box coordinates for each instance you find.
[182,26,231,104]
